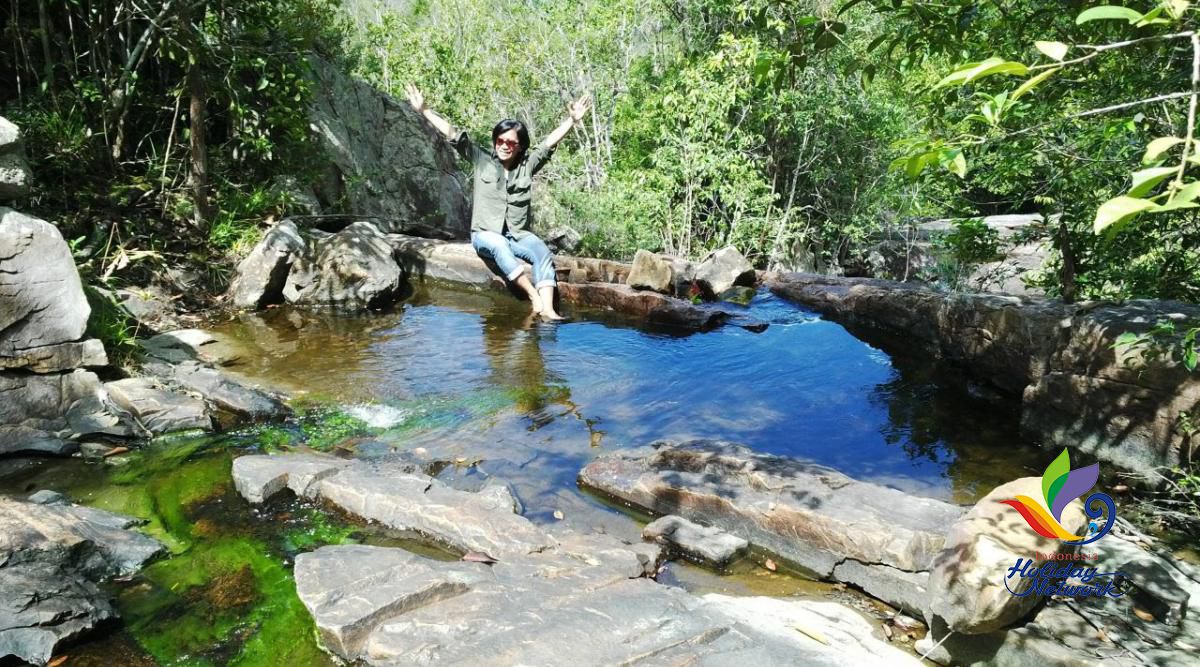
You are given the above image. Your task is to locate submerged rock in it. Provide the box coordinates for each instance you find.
[0,494,164,665]
[557,282,729,331]
[643,514,748,567]
[579,439,962,613]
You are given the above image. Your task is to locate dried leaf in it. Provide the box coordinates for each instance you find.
[1133,608,1155,622]
[462,551,498,564]
[48,656,69,667]
[791,623,829,645]
[104,446,130,457]
[882,623,894,639]
[764,558,777,571]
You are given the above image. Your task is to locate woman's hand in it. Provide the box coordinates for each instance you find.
[405,83,426,113]
[567,93,592,123]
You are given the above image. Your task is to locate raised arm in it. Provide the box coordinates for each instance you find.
[405,83,455,139]
[542,93,592,150]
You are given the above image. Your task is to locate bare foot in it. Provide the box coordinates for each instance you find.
[538,310,567,322]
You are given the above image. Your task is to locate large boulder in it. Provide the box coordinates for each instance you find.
[0,117,32,200]
[925,477,1085,634]
[0,494,164,665]
[626,249,674,293]
[283,221,404,309]
[0,208,106,373]
[306,56,470,238]
[227,219,307,309]
[693,246,756,298]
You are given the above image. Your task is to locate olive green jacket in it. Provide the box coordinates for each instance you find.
[449,130,555,240]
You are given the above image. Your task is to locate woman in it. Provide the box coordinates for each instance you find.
[406,84,590,321]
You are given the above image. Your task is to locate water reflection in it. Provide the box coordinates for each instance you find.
[207,285,1044,506]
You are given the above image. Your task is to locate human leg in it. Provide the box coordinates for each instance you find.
[472,231,543,312]
[511,234,562,320]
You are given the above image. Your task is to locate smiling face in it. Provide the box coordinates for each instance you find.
[494,129,523,162]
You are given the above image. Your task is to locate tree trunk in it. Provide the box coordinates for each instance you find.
[1057,218,1077,304]
[187,59,211,226]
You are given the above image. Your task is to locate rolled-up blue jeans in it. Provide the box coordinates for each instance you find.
[471,230,557,289]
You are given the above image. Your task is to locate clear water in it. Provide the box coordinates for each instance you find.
[0,284,1048,664]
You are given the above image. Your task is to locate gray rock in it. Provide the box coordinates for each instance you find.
[307,56,470,238]
[104,378,211,435]
[0,425,76,457]
[228,220,307,309]
[0,339,108,373]
[694,246,756,298]
[0,118,31,200]
[0,370,133,454]
[283,221,404,309]
[0,495,163,666]
[232,453,351,503]
[110,285,179,330]
[0,152,32,200]
[27,490,67,505]
[626,249,674,293]
[142,360,288,421]
[271,175,322,216]
[295,543,919,667]
[0,561,115,666]
[579,439,962,613]
[0,208,91,362]
[0,116,20,148]
[391,234,506,287]
[543,225,582,253]
[643,514,748,566]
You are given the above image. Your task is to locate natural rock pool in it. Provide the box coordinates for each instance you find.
[0,284,1051,664]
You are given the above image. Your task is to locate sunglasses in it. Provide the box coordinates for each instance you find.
[494,137,521,150]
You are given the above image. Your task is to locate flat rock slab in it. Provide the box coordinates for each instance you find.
[142,358,289,421]
[0,494,163,665]
[643,514,748,566]
[298,544,919,667]
[233,454,553,557]
[579,439,963,613]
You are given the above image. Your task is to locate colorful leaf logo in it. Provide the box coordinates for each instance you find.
[1000,449,1099,541]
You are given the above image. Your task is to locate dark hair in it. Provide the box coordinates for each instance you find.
[491,119,530,152]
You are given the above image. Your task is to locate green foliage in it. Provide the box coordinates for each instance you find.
[885,0,1200,301]
[1,0,348,291]
[83,284,139,367]
[296,405,373,451]
[1114,319,1200,372]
